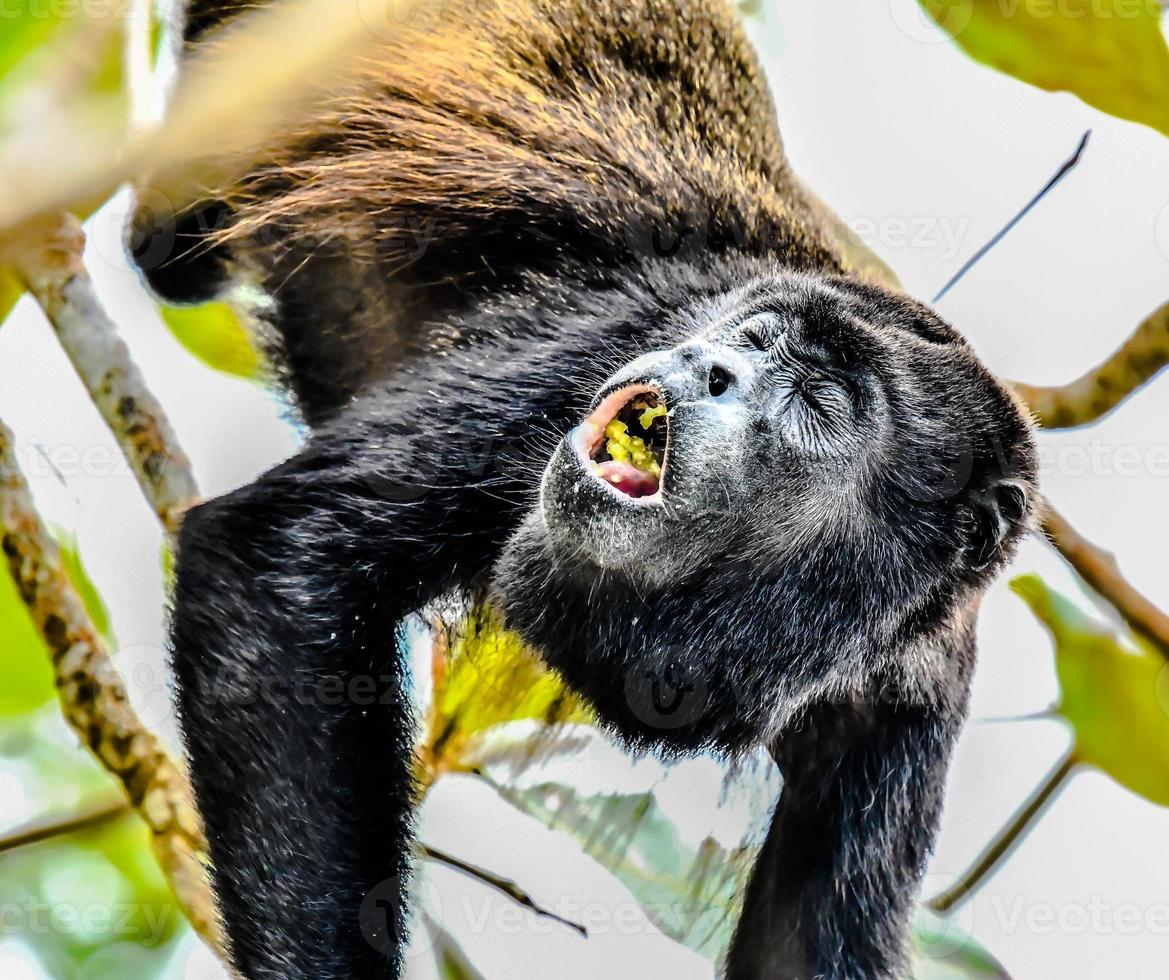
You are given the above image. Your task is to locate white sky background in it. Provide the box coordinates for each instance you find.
[1,2,1168,978]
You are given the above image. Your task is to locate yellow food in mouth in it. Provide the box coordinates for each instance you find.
[582,391,668,498]
[601,399,664,478]
[638,401,668,430]
[602,419,660,477]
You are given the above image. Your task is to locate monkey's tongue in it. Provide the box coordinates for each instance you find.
[593,460,660,498]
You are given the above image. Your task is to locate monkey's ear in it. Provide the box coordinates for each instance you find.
[967,478,1030,572]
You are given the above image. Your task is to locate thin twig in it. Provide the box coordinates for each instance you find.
[420,842,588,937]
[0,797,130,856]
[928,751,1077,914]
[1013,296,1169,429]
[8,214,199,535]
[0,416,222,952]
[1042,503,1169,659]
[932,130,1090,304]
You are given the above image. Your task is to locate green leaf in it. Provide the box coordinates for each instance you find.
[1011,573,1169,806]
[0,3,126,101]
[429,916,488,980]
[0,557,57,715]
[910,911,1012,978]
[0,5,66,85]
[498,781,753,958]
[919,0,1169,137]
[159,302,262,379]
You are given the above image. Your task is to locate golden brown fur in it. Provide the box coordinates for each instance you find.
[148,0,843,420]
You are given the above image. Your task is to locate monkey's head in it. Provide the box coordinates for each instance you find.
[494,272,1037,753]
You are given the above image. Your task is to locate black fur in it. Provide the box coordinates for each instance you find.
[141,2,1038,978]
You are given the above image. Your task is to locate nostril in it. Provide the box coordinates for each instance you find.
[707,364,732,397]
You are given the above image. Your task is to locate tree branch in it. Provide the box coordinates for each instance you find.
[1012,297,1169,429]
[0,796,130,856]
[420,842,588,937]
[0,415,222,952]
[8,214,199,535]
[1041,502,1169,659]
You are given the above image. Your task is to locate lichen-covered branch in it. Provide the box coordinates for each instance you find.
[8,214,199,535]
[0,416,222,952]
[1042,503,1169,659]
[1013,297,1169,429]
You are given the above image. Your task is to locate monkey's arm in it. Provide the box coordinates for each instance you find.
[724,676,969,980]
[170,358,574,978]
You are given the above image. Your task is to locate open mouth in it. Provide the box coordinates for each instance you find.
[570,386,669,500]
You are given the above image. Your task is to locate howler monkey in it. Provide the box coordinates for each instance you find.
[129,1,1037,977]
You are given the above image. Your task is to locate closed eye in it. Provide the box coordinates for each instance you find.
[799,374,854,420]
[740,312,783,352]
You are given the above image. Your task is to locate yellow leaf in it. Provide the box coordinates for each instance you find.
[920,0,1169,137]
[422,606,593,780]
[1012,574,1169,806]
[159,301,261,379]
[0,268,21,325]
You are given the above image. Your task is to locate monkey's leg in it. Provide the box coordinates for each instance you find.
[724,682,969,980]
[170,367,562,978]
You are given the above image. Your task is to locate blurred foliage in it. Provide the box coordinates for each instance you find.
[421,607,594,783]
[0,530,169,979]
[496,777,755,960]
[910,913,1012,978]
[429,916,488,980]
[0,1,127,123]
[0,810,186,978]
[0,533,111,717]
[0,3,77,85]
[1012,574,1169,806]
[919,0,1169,137]
[485,754,1006,976]
[0,0,133,326]
[158,302,261,380]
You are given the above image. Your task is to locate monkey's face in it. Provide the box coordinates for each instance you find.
[495,272,1037,752]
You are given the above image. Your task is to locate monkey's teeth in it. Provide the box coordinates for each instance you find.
[593,460,660,498]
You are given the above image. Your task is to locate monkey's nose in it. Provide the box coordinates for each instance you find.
[665,342,756,404]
